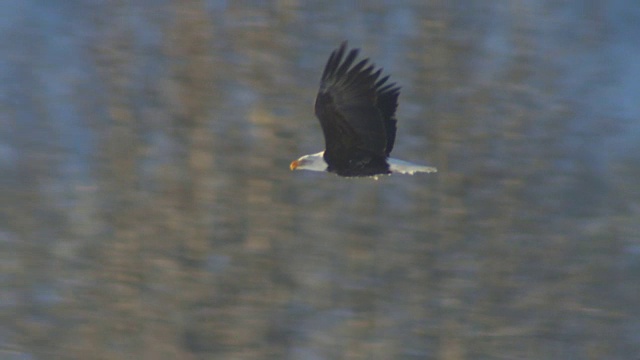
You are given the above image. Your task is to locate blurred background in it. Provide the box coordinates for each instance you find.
[1,1,639,359]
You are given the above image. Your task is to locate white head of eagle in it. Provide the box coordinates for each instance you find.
[290,41,437,178]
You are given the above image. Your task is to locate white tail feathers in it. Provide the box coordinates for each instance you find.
[388,158,437,175]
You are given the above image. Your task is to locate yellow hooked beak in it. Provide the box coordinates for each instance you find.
[289,160,300,170]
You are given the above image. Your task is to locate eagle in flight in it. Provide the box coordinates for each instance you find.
[290,42,437,177]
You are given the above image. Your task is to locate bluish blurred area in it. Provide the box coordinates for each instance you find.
[1,1,639,359]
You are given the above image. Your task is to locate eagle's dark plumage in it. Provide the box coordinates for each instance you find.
[290,42,436,178]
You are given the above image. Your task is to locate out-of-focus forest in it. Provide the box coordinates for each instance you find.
[1,1,639,359]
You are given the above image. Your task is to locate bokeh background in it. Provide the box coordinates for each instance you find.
[2,1,639,359]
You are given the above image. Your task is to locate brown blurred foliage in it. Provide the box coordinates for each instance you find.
[1,1,638,359]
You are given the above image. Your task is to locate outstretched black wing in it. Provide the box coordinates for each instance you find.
[314,42,400,171]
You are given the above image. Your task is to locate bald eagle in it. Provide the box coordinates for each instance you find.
[290,42,437,177]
